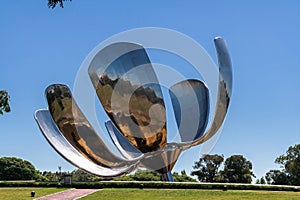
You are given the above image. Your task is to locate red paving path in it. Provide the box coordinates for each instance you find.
[35,188,100,200]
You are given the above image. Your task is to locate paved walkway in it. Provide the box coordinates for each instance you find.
[35,188,100,200]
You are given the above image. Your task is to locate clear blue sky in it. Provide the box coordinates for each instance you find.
[1,1,300,181]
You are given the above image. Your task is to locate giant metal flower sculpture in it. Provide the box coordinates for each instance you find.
[34,37,232,181]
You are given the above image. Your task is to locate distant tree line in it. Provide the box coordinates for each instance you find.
[0,157,41,180]
[0,157,195,182]
[1,144,299,185]
[190,144,300,186]
[113,169,196,182]
[258,144,300,186]
[42,169,196,182]
[191,154,255,183]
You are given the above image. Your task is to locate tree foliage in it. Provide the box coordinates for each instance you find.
[220,155,255,183]
[265,170,289,185]
[0,90,10,115]
[191,154,224,182]
[191,154,255,183]
[131,169,162,181]
[173,170,197,182]
[48,0,71,9]
[61,168,184,182]
[113,169,196,182]
[114,169,161,181]
[41,170,69,182]
[255,177,266,184]
[41,171,60,182]
[0,157,41,180]
[71,169,102,182]
[265,144,300,186]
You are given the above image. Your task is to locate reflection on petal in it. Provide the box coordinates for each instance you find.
[169,79,210,142]
[45,84,138,168]
[189,37,232,146]
[34,109,138,178]
[88,42,167,153]
[140,143,182,181]
[105,120,143,160]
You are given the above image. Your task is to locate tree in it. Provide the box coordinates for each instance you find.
[191,154,224,182]
[0,157,41,180]
[71,169,102,182]
[48,0,71,9]
[113,169,196,182]
[265,144,300,186]
[0,90,10,115]
[265,170,290,185]
[130,169,161,181]
[255,177,266,184]
[219,155,255,183]
[173,170,196,182]
[114,169,161,181]
[42,171,59,181]
[113,175,134,181]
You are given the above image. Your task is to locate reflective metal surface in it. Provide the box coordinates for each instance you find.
[188,37,232,147]
[88,42,167,153]
[34,109,137,178]
[169,79,210,142]
[140,143,182,178]
[105,120,143,160]
[35,37,232,182]
[45,84,138,168]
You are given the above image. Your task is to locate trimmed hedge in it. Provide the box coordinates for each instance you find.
[0,181,61,188]
[0,181,299,192]
[71,181,300,192]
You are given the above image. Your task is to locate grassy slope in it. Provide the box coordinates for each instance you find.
[80,189,300,200]
[0,188,67,200]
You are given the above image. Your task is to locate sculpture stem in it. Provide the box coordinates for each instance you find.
[161,172,174,182]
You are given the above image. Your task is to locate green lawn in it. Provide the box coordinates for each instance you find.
[0,188,67,200]
[1,188,300,200]
[80,189,300,200]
